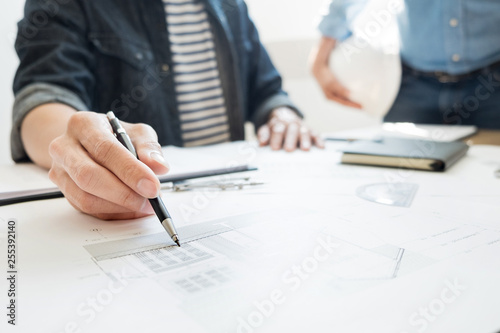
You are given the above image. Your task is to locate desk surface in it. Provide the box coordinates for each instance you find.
[466,129,500,146]
[1,141,500,333]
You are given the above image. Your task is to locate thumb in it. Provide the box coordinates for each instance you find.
[139,146,169,176]
[257,124,271,146]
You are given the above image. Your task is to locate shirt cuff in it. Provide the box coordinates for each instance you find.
[316,0,356,42]
[318,17,353,42]
[11,83,88,163]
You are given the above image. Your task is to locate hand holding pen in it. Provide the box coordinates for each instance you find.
[48,111,169,220]
[107,112,180,246]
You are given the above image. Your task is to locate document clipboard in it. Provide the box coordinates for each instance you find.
[0,165,257,207]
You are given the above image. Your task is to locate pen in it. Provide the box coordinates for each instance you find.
[106,111,181,247]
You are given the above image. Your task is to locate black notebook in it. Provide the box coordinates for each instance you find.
[339,137,469,171]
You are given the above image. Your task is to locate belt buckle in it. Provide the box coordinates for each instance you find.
[435,72,459,83]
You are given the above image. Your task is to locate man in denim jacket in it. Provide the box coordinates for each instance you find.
[12,0,323,220]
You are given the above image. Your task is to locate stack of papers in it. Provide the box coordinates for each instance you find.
[325,123,478,142]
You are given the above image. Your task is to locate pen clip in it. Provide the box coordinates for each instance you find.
[107,111,137,157]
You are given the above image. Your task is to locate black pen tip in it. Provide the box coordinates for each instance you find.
[175,240,181,247]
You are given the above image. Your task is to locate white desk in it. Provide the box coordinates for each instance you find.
[1,141,500,333]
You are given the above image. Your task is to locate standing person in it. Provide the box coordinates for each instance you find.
[12,0,323,220]
[310,0,500,128]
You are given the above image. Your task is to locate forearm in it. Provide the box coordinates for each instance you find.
[20,103,76,169]
[310,36,337,80]
[309,36,362,108]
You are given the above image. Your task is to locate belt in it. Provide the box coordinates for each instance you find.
[403,60,500,83]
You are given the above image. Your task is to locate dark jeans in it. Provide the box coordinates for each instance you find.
[384,63,500,129]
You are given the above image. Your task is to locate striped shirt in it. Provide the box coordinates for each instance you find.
[163,0,231,147]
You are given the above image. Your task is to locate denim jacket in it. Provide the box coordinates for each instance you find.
[11,0,298,162]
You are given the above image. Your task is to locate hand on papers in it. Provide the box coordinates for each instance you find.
[48,112,169,220]
[257,107,324,151]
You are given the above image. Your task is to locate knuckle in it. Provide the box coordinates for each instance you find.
[67,189,94,215]
[73,163,97,191]
[269,117,279,126]
[300,127,310,135]
[257,126,270,139]
[48,137,63,160]
[272,122,286,133]
[91,139,115,162]
[132,123,158,140]
[141,140,162,153]
[78,196,97,215]
[67,111,88,130]
[121,162,142,184]
[48,166,58,183]
[141,140,161,150]
[66,199,85,215]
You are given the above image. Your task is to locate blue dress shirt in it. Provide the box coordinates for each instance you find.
[318,0,500,75]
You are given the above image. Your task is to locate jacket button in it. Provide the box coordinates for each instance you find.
[161,64,169,72]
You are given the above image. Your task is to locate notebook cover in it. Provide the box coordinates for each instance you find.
[340,137,469,171]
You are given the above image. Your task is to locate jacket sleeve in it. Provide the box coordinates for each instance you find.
[236,1,303,129]
[317,0,369,41]
[11,0,93,162]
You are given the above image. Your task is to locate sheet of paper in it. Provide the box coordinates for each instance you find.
[1,142,500,332]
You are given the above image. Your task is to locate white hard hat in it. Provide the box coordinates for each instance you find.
[330,0,402,118]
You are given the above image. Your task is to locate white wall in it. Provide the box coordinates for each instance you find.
[245,0,326,42]
[0,1,24,165]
